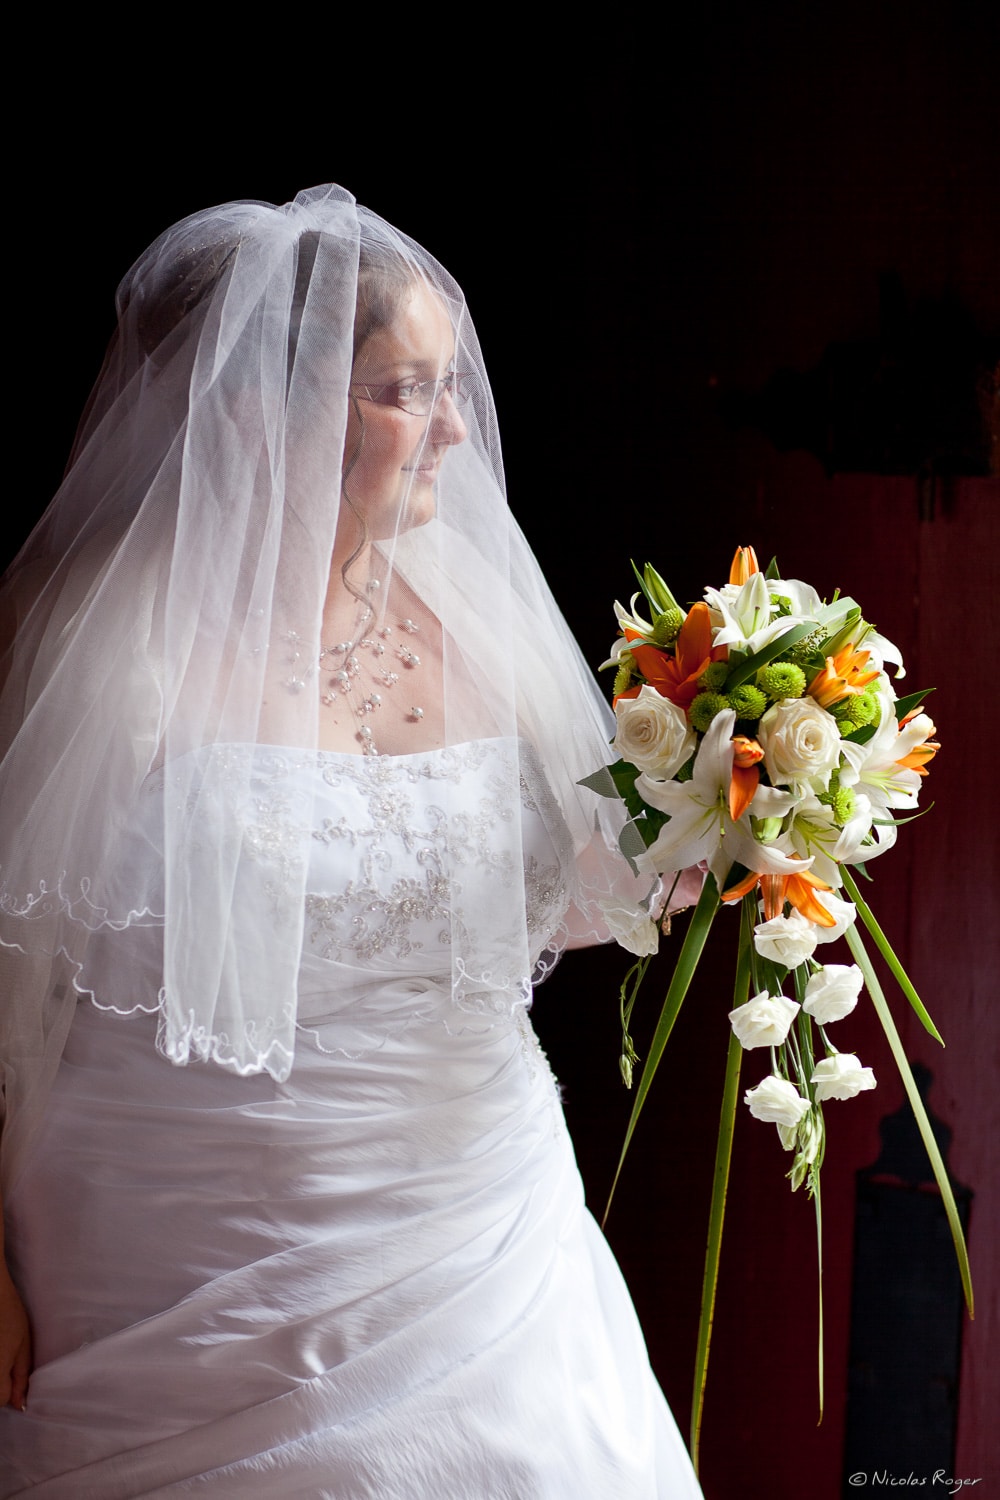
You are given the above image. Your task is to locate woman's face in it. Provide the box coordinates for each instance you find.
[343,282,467,540]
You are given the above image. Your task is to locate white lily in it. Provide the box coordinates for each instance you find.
[840,684,929,819]
[785,792,875,886]
[613,594,655,637]
[768,576,826,620]
[865,626,906,680]
[635,711,809,888]
[704,572,785,655]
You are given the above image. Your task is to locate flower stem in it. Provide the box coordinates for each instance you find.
[603,875,721,1224]
[814,1170,824,1425]
[689,893,753,1472]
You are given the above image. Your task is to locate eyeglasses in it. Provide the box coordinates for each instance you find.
[350,370,474,417]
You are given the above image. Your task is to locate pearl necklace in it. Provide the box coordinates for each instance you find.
[315,582,425,755]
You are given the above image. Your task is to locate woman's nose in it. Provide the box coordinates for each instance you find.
[429,389,467,447]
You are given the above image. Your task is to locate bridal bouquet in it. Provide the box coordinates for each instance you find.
[584,546,972,1466]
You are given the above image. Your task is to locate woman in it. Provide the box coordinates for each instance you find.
[0,186,702,1498]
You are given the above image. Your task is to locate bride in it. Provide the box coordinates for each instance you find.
[0,185,703,1498]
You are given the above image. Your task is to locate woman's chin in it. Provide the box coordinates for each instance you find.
[393,487,437,535]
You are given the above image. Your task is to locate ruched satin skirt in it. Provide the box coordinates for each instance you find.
[1,992,702,1498]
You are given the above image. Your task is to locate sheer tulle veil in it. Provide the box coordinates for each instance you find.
[0,185,633,1190]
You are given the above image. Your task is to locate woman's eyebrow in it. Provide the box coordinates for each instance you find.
[356,356,455,382]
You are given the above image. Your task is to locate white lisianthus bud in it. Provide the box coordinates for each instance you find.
[613,685,696,778]
[753,910,818,967]
[729,991,800,1049]
[811,1052,876,1101]
[758,696,842,789]
[803,964,864,1024]
[599,897,659,957]
[812,890,858,943]
[744,1075,811,1128]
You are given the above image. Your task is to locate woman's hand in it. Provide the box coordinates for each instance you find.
[1,1263,31,1410]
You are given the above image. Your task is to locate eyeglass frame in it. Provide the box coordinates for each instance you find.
[349,370,474,417]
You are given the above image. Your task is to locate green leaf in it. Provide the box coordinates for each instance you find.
[607,758,640,795]
[842,867,943,1042]
[723,622,815,690]
[843,917,973,1320]
[628,559,658,615]
[577,765,622,798]
[689,894,752,1473]
[894,686,935,722]
[871,802,935,829]
[819,602,864,657]
[604,876,722,1225]
[840,723,878,746]
[643,561,682,615]
[764,555,781,580]
[617,822,645,871]
[635,809,670,846]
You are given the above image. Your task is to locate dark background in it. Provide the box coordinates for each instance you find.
[10,6,999,1495]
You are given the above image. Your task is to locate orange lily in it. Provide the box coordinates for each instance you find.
[729,545,760,586]
[808,645,881,709]
[619,601,721,711]
[729,735,763,820]
[722,863,838,927]
[896,710,940,775]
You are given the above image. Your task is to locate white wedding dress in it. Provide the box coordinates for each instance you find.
[1,741,702,1499]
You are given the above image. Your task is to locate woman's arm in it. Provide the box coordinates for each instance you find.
[1,1160,32,1410]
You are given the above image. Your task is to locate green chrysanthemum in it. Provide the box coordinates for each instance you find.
[786,628,829,665]
[838,690,880,728]
[727,683,767,720]
[651,608,685,647]
[689,692,730,733]
[819,783,856,825]
[698,661,729,691]
[613,651,637,698]
[757,662,806,701]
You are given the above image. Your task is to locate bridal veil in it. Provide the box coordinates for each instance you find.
[0,185,634,1189]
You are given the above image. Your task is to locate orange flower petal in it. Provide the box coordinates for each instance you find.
[785,873,837,926]
[729,763,759,821]
[729,546,761,586]
[732,735,764,768]
[721,869,760,904]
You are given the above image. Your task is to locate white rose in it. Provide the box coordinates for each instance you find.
[758,697,843,789]
[811,1052,876,1101]
[753,910,818,967]
[744,1075,811,1128]
[613,685,696,778]
[599,897,659,957]
[803,964,863,1024]
[729,991,800,1049]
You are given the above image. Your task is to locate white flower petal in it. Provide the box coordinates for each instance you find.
[744,1075,811,1127]
[811,1052,877,1101]
[803,964,864,1023]
[753,910,819,967]
[729,992,800,1049]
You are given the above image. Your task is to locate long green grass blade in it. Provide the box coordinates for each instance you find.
[813,1170,824,1424]
[603,877,721,1225]
[691,1029,743,1472]
[842,867,943,1043]
[844,921,974,1318]
[690,895,753,1471]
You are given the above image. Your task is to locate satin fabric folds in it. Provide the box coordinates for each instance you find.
[1,746,703,1498]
